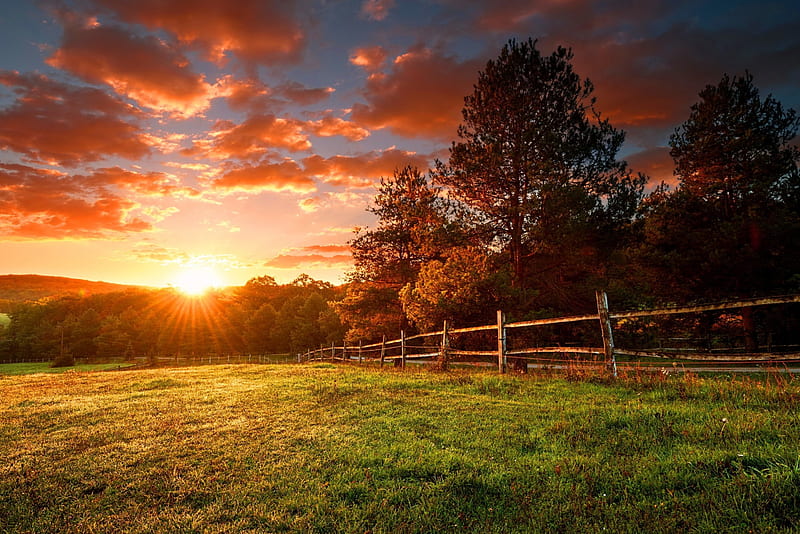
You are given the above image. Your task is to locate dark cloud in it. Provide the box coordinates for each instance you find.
[351,46,482,140]
[361,0,395,21]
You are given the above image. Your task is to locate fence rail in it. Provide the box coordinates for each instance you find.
[300,292,800,375]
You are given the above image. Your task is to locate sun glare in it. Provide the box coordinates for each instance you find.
[173,266,223,296]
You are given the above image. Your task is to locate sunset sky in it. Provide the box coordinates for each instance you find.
[1,0,798,289]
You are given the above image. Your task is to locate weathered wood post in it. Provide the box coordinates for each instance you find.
[595,290,617,377]
[358,340,363,363]
[497,310,507,373]
[401,330,406,369]
[330,341,335,360]
[379,335,386,368]
[440,320,450,370]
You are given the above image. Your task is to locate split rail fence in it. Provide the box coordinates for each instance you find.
[299,292,800,376]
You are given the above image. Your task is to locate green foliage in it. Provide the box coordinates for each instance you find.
[1,275,345,363]
[2,365,799,532]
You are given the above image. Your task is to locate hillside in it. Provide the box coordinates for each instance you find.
[0,274,144,309]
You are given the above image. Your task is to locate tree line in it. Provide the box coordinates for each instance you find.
[0,275,346,364]
[1,38,798,364]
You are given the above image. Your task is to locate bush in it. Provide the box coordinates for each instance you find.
[50,352,75,368]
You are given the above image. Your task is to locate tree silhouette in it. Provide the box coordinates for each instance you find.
[437,38,642,311]
[636,73,800,349]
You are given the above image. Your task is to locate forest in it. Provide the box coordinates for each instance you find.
[1,38,799,364]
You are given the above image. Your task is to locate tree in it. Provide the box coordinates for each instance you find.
[437,38,643,311]
[670,72,800,216]
[72,308,101,360]
[636,73,800,349]
[399,247,508,332]
[235,275,279,311]
[337,165,454,341]
[244,303,277,354]
[349,165,449,286]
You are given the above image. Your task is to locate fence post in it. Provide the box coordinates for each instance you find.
[497,310,507,373]
[595,290,617,377]
[358,340,363,363]
[331,341,335,360]
[380,335,386,368]
[401,330,406,369]
[440,320,450,370]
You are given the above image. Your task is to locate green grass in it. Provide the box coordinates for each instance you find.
[0,362,135,376]
[0,313,9,327]
[1,364,799,533]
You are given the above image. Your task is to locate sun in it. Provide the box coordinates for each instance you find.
[173,265,223,296]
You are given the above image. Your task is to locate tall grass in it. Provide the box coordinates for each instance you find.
[1,364,798,533]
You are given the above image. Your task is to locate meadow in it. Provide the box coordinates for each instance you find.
[1,363,798,533]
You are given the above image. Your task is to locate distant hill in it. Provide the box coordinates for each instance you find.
[0,275,145,311]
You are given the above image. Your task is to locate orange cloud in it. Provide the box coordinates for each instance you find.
[216,77,281,113]
[301,244,352,254]
[128,243,190,263]
[351,46,482,140]
[265,254,353,269]
[276,81,335,106]
[90,0,306,65]
[0,163,153,238]
[302,148,433,188]
[184,114,311,160]
[0,71,152,166]
[350,46,388,72]
[85,167,201,198]
[208,161,316,194]
[264,243,353,269]
[361,0,395,21]
[47,19,212,117]
[299,192,371,213]
[471,0,541,31]
[625,147,677,188]
[307,115,370,141]
[217,76,334,113]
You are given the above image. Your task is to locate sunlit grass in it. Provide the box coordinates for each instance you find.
[1,364,799,533]
[0,362,135,376]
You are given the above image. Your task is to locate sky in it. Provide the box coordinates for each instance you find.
[1,0,798,289]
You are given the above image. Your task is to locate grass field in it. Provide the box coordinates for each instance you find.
[0,362,135,376]
[1,364,799,533]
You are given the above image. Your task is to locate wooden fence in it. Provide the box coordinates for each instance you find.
[299,292,800,376]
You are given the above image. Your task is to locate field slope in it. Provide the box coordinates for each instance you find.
[0,274,144,308]
[1,365,799,533]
